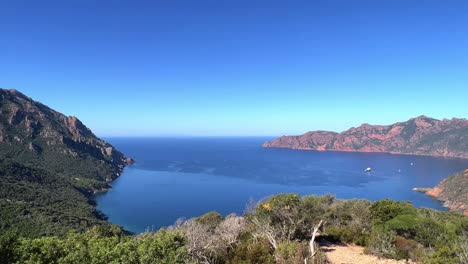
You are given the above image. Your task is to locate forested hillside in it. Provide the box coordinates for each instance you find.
[0,89,128,236]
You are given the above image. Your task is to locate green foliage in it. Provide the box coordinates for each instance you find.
[0,231,20,264]
[227,240,275,264]
[326,226,368,245]
[0,160,110,237]
[369,199,416,225]
[385,214,418,237]
[136,230,187,264]
[16,236,65,264]
[276,241,309,264]
[257,193,301,216]
[195,211,224,230]
[365,226,396,258]
[3,192,467,264]
[414,217,446,247]
[0,90,127,237]
[324,199,371,245]
[424,245,459,264]
[394,236,424,261]
[2,227,187,264]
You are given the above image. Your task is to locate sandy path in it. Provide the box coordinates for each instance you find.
[320,242,414,264]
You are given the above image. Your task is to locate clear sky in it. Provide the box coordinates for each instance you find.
[1,0,467,136]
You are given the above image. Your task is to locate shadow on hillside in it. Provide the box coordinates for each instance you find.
[317,235,348,252]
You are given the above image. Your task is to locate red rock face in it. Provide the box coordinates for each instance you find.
[423,169,468,215]
[0,88,128,179]
[263,116,468,158]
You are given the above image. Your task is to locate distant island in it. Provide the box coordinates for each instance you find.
[414,169,468,216]
[263,116,468,158]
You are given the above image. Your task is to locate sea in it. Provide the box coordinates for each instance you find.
[96,137,468,234]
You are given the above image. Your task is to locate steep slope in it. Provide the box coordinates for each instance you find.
[263,116,468,158]
[414,169,468,215]
[0,88,128,236]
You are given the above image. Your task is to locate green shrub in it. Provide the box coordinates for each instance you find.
[137,230,187,264]
[326,226,359,243]
[195,211,224,230]
[385,214,419,238]
[365,226,396,258]
[227,240,275,264]
[0,231,19,264]
[394,236,424,261]
[414,218,445,247]
[424,245,459,264]
[276,241,309,264]
[370,199,416,225]
[16,236,65,264]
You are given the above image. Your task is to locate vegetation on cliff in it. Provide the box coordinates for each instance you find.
[1,194,467,264]
[263,116,468,158]
[0,89,127,236]
[415,169,468,216]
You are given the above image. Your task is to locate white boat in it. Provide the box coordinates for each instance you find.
[364,167,372,172]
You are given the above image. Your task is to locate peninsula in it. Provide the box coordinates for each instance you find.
[413,169,468,215]
[263,116,468,158]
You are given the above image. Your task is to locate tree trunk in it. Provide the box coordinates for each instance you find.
[306,220,323,264]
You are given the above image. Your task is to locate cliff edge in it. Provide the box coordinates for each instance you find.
[413,169,468,215]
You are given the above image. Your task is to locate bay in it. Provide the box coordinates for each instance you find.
[96,137,468,234]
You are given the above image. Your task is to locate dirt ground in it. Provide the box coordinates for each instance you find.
[320,241,415,264]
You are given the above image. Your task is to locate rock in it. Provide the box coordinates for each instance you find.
[125,157,135,164]
[263,116,468,158]
[414,169,468,215]
[0,88,128,180]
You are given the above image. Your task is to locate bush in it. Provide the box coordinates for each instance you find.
[227,240,275,264]
[326,226,368,245]
[370,199,416,226]
[0,231,19,264]
[424,245,459,264]
[365,227,396,258]
[195,211,224,230]
[137,230,187,264]
[276,241,309,264]
[16,236,65,264]
[385,214,419,238]
[414,218,445,247]
[394,236,424,261]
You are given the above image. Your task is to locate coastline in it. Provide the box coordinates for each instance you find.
[262,145,468,160]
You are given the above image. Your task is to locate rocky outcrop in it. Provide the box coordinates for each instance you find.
[125,157,136,164]
[0,88,128,183]
[0,88,135,235]
[263,116,468,158]
[414,169,468,215]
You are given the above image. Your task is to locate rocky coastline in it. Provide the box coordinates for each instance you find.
[413,169,468,216]
[263,116,468,159]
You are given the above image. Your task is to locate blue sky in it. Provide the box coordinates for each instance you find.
[1,0,467,136]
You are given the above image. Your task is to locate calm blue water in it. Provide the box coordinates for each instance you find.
[96,137,468,234]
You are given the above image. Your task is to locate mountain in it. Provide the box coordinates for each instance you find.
[0,88,129,236]
[263,116,468,158]
[414,169,468,215]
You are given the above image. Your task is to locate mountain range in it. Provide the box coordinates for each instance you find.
[263,116,468,158]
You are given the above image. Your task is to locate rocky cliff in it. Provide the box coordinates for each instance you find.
[0,89,127,184]
[414,169,468,215]
[263,116,468,158]
[0,88,129,236]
